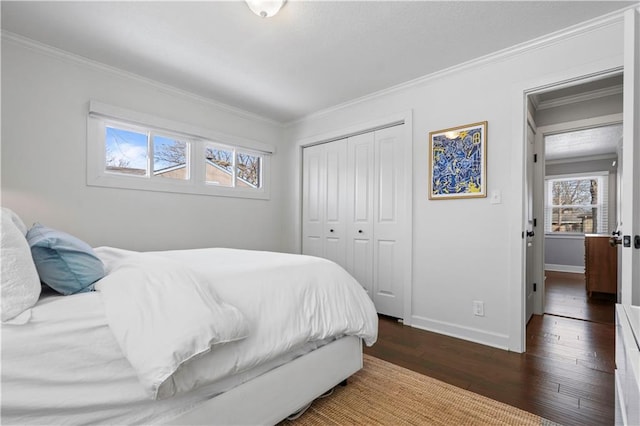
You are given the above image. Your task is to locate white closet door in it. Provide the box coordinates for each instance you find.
[302,144,324,258]
[323,140,348,268]
[346,132,375,298]
[302,140,348,268]
[372,125,405,318]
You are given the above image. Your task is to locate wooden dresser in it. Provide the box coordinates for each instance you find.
[584,234,617,297]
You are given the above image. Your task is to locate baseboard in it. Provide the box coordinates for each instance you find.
[545,264,585,274]
[410,315,509,350]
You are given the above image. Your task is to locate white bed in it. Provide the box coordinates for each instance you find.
[1,218,378,425]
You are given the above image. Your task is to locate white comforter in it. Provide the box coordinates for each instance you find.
[2,247,378,424]
[93,247,378,399]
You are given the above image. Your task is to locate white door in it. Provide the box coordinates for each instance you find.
[346,132,375,299]
[525,121,536,323]
[302,140,348,268]
[620,8,640,305]
[372,126,405,318]
[323,140,348,268]
[302,144,324,258]
[304,125,407,319]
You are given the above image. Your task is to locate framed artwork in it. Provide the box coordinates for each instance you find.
[428,121,487,200]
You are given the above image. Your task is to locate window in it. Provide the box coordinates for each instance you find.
[104,124,191,180]
[87,101,272,199]
[544,173,609,234]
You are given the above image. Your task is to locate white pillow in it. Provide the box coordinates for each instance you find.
[1,210,41,322]
[1,207,28,236]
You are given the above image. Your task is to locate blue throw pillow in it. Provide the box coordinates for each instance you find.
[26,224,105,295]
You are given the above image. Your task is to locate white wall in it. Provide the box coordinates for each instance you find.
[1,37,287,252]
[284,18,626,349]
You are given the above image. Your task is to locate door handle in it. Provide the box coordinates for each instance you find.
[612,230,621,236]
[526,231,534,237]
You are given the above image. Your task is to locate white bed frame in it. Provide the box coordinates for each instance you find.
[167,336,363,425]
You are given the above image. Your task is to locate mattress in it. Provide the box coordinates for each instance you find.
[2,247,378,425]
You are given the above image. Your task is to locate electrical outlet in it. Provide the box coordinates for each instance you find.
[473,300,484,317]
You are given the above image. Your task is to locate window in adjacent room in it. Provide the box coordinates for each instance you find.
[544,173,609,234]
[87,101,272,199]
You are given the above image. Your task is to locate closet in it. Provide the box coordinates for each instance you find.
[302,125,407,319]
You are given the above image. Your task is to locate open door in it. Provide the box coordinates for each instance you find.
[620,8,640,305]
[525,120,536,323]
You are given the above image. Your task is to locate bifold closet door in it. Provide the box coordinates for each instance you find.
[371,125,405,318]
[346,132,375,299]
[303,125,406,319]
[346,126,405,317]
[302,140,348,269]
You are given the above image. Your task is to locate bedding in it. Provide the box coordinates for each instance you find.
[96,253,249,399]
[26,223,105,295]
[1,209,41,322]
[1,245,378,425]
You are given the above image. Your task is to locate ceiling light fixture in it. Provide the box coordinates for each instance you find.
[245,0,285,18]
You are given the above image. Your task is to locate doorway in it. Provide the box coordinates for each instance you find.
[526,74,623,327]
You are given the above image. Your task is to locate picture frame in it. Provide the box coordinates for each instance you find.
[428,121,487,200]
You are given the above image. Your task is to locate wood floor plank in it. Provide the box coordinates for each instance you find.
[364,272,615,426]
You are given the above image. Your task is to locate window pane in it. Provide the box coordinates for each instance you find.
[236,152,261,188]
[205,146,233,187]
[551,179,596,206]
[153,136,188,180]
[551,207,597,233]
[105,126,148,176]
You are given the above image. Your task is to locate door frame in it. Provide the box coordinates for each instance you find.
[293,110,414,324]
[508,61,624,352]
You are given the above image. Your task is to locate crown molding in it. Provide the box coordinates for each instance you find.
[545,153,618,165]
[1,30,283,128]
[536,85,623,111]
[287,5,632,127]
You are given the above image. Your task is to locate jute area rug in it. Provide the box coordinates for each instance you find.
[284,354,559,425]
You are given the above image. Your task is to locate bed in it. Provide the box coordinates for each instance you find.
[0,208,378,425]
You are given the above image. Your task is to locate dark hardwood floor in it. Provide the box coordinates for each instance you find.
[545,270,616,324]
[364,273,615,426]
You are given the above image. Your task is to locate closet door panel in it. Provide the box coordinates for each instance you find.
[302,145,324,258]
[323,141,348,268]
[373,126,405,318]
[347,133,375,296]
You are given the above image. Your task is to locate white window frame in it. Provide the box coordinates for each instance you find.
[544,171,609,235]
[87,101,272,200]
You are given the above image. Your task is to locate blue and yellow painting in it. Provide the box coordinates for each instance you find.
[430,124,485,198]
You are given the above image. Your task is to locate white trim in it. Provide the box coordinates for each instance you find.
[536,85,623,110]
[87,109,271,200]
[410,315,509,351]
[509,59,624,353]
[546,153,618,165]
[538,113,624,137]
[1,31,281,128]
[545,264,585,274]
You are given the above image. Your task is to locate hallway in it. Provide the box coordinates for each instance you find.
[544,270,616,324]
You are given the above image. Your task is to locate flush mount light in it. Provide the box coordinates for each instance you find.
[246,0,285,18]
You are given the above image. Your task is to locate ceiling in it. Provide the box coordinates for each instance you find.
[1,1,635,124]
[545,124,623,162]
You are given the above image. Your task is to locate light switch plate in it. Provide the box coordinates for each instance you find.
[490,190,502,204]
